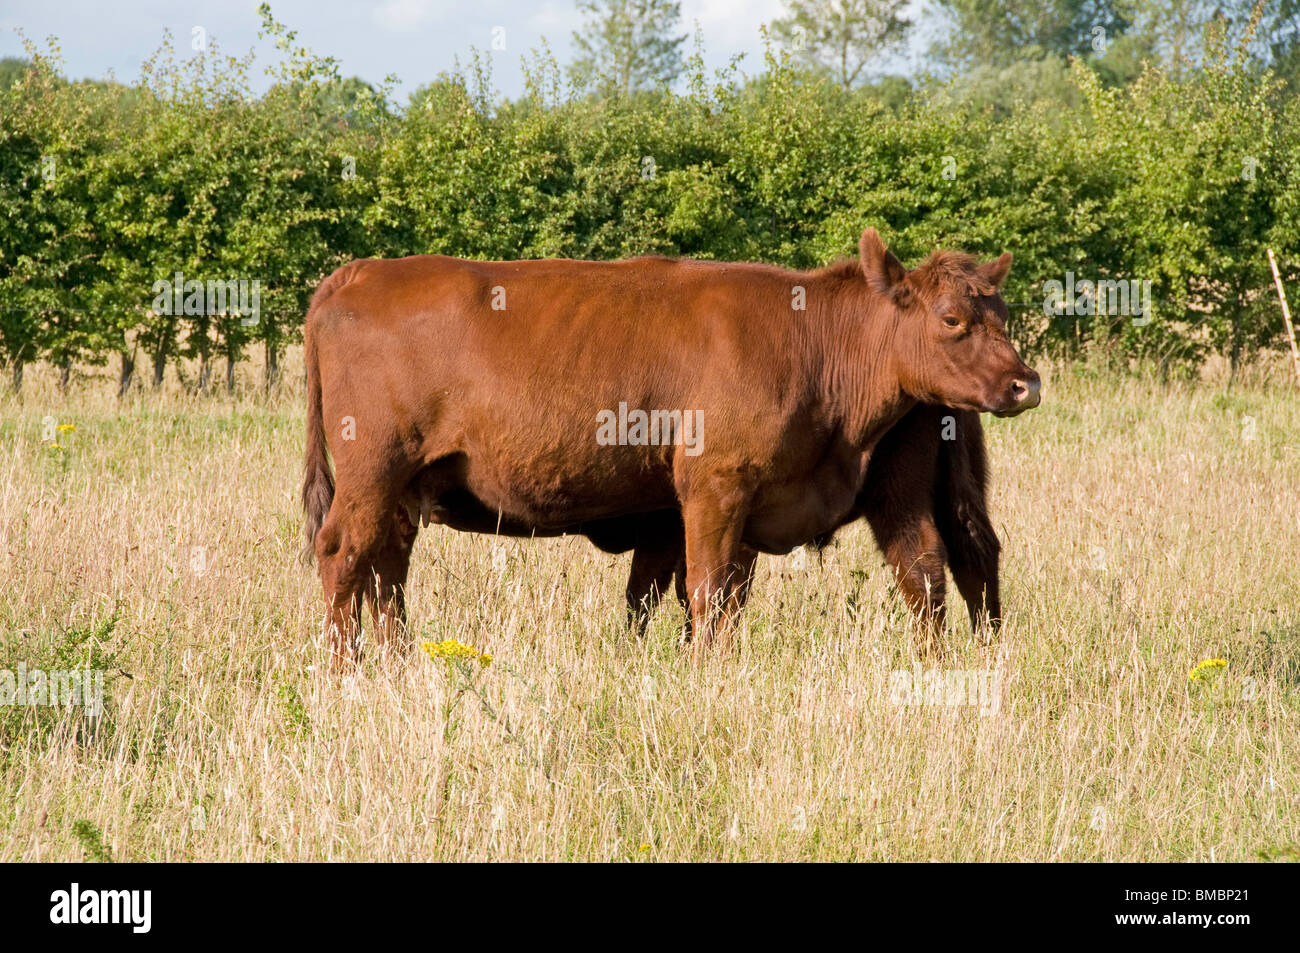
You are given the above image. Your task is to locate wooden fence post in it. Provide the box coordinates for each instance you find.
[1267,249,1300,387]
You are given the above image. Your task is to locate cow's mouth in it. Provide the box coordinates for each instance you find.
[992,403,1032,418]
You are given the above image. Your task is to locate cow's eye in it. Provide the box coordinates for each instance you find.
[942,314,963,329]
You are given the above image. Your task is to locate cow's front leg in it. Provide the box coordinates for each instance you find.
[315,481,399,670]
[632,533,749,645]
[681,483,753,661]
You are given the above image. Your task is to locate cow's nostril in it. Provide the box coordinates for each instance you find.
[1010,376,1042,409]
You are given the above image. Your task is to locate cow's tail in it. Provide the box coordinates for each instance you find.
[301,269,348,564]
[934,410,1002,626]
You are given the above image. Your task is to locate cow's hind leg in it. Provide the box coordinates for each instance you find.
[618,511,687,637]
[315,479,403,669]
[933,409,1002,641]
[626,543,679,636]
[942,515,1001,642]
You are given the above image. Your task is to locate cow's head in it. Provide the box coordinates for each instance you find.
[860,228,1040,418]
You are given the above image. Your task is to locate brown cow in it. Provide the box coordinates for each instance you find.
[373,402,1000,654]
[302,228,1039,663]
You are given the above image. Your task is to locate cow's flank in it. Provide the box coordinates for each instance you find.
[302,228,1039,664]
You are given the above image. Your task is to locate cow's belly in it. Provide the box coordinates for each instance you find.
[465,481,674,527]
[742,465,865,555]
[446,448,677,528]
[742,498,856,554]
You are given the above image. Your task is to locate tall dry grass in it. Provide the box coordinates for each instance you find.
[1,352,1298,861]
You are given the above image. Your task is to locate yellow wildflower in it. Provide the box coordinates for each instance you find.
[422,639,492,667]
[57,423,76,433]
[1189,658,1227,682]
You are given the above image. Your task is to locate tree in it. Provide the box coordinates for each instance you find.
[0,43,102,394]
[1262,0,1300,90]
[1116,0,1216,77]
[770,0,911,89]
[1119,0,1280,80]
[0,57,34,90]
[569,0,686,96]
[929,0,1131,70]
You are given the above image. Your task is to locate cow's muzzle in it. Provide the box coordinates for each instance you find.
[993,373,1041,418]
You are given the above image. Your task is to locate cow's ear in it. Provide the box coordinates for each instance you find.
[859,228,908,297]
[980,252,1013,290]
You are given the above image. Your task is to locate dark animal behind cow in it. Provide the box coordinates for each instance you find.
[302,228,1039,663]
[616,403,1002,649]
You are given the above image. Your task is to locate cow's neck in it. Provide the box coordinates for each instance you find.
[811,278,917,452]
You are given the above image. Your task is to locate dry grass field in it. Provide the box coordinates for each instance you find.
[2,352,1298,862]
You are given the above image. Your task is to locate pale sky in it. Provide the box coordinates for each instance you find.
[0,0,934,103]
